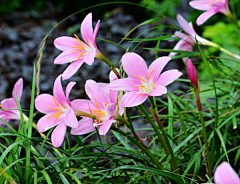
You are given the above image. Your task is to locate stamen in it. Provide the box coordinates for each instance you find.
[86,38,90,47]
[148,70,153,81]
[77,51,86,61]
[61,102,66,109]
[74,34,85,46]
[72,48,83,53]
[74,41,84,47]
[104,103,108,107]
[53,96,60,107]
[134,75,146,82]
[94,99,101,110]
[145,88,149,92]
[135,85,145,88]
[48,107,62,110]
[150,82,156,89]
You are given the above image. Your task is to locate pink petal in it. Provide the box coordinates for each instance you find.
[85,80,108,110]
[37,114,61,133]
[148,85,167,96]
[196,10,217,26]
[99,118,114,135]
[66,82,76,101]
[51,122,67,147]
[81,13,94,43]
[35,94,59,114]
[12,78,23,102]
[71,99,96,114]
[0,109,19,122]
[109,69,119,82]
[92,20,100,47]
[63,108,78,128]
[189,1,210,10]
[109,89,118,104]
[121,92,148,107]
[1,98,18,110]
[54,36,79,51]
[53,75,67,105]
[214,161,240,184]
[62,59,84,80]
[71,117,96,135]
[187,59,199,89]
[97,83,109,95]
[84,49,96,65]
[177,14,196,36]
[156,70,182,86]
[54,48,80,65]
[122,53,148,80]
[147,57,171,84]
[108,78,140,92]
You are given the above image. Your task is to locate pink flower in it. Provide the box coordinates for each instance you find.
[71,71,123,135]
[54,13,100,80]
[203,161,240,184]
[187,59,199,92]
[0,78,23,124]
[169,14,208,62]
[189,0,230,26]
[109,53,182,107]
[35,75,78,147]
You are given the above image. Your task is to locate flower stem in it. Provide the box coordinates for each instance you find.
[96,51,121,78]
[0,167,16,184]
[139,104,178,173]
[200,38,240,60]
[225,12,240,30]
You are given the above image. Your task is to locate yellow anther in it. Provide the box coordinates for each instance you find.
[77,51,86,61]
[94,99,101,110]
[53,96,60,107]
[134,75,146,83]
[135,85,145,88]
[86,38,90,47]
[104,103,108,107]
[150,82,156,89]
[145,88,149,92]
[74,34,85,46]
[61,102,66,109]
[148,70,153,81]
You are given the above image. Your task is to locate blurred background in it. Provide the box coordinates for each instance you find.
[0,0,240,143]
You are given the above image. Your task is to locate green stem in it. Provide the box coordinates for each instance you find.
[96,50,121,78]
[139,104,178,173]
[23,114,64,158]
[199,38,240,60]
[0,167,16,184]
[199,109,212,179]
[110,126,171,183]
[225,11,240,30]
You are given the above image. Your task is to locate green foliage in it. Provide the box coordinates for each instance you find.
[0,0,20,14]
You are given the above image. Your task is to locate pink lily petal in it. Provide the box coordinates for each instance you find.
[84,49,96,65]
[97,83,109,95]
[53,75,67,105]
[0,110,19,122]
[148,56,171,84]
[197,10,218,26]
[148,85,167,96]
[35,94,59,114]
[109,78,141,92]
[92,20,100,47]
[1,98,18,110]
[12,78,23,102]
[189,1,210,10]
[54,48,80,64]
[177,14,196,35]
[157,70,182,86]
[214,161,240,184]
[51,121,67,147]
[121,92,148,107]
[71,99,96,114]
[63,108,78,128]
[99,117,114,135]
[54,36,79,51]
[37,114,62,133]
[62,59,84,80]
[85,80,108,110]
[81,13,94,43]
[122,52,148,80]
[109,69,119,82]
[109,89,118,104]
[66,82,76,102]
[169,39,186,58]
[71,117,96,135]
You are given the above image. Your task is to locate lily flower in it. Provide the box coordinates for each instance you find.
[54,13,100,80]
[203,161,240,184]
[169,14,211,62]
[0,78,23,124]
[108,53,182,107]
[189,0,230,26]
[35,75,78,147]
[71,71,123,135]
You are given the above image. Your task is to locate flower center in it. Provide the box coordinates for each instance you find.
[134,70,156,94]
[0,105,6,111]
[71,34,91,61]
[89,98,106,125]
[47,96,67,122]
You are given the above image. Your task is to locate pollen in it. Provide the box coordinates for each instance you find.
[134,75,146,82]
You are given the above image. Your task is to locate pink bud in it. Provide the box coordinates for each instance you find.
[187,59,199,91]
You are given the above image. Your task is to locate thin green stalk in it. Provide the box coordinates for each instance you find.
[110,126,171,184]
[139,104,178,173]
[225,11,240,30]
[0,167,16,184]
[199,109,212,179]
